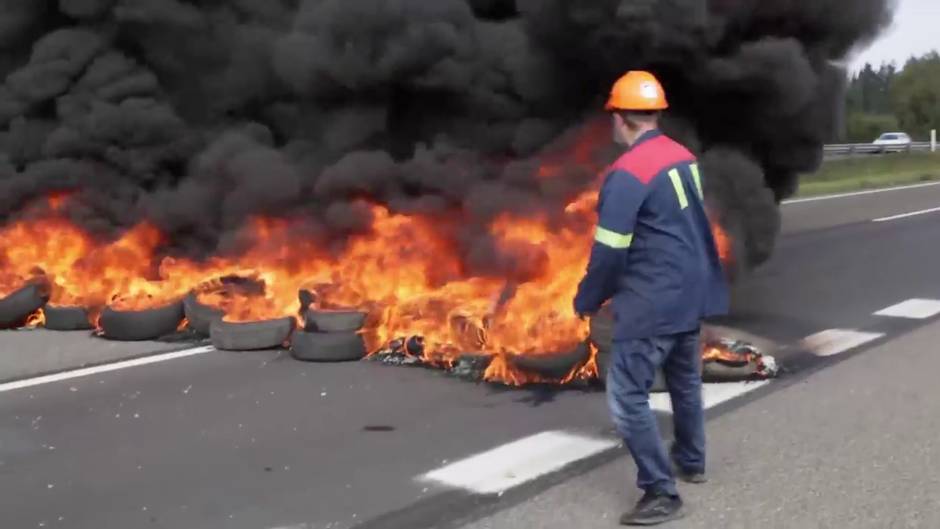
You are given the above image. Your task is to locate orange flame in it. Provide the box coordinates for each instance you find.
[702,344,753,365]
[0,122,732,385]
[25,309,45,328]
[711,222,733,264]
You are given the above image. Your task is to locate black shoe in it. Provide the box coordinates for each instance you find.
[671,457,707,484]
[620,491,685,526]
[676,469,707,484]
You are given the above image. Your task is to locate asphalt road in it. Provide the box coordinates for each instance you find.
[459,317,940,529]
[717,181,940,344]
[0,330,189,383]
[2,182,940,529]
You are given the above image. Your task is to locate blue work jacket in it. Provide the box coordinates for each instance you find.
[574,130,729,340]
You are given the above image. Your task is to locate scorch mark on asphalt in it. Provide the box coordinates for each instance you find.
[0,345,215,393]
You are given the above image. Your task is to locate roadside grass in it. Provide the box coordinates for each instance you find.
[797,152,940,197]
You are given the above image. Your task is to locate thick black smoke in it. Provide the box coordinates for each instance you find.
[0,0,894,278]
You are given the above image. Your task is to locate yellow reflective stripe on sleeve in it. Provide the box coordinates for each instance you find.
[668,169,689,209]
[690,163,703,199]
[594,226,633,249]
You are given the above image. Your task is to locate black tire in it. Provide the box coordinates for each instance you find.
[303,309,367,333]
[702,361,759,382]
[210,317,295,351]
[183,293,224,336]
[99,301,185,341]
[43,305,93,331]
[508,342,592,380]
[0,282,50,329]
[290,330,367,362]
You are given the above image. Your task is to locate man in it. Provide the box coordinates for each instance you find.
[573,71,729,526]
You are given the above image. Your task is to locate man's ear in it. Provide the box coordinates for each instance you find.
[611,112,623,129]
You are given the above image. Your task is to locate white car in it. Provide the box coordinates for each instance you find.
[872,132,912,152]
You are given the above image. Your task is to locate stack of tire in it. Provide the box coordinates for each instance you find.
[183,293,295,350]
[291,307,368,362]
[183,292,223,337]
[210,315,296,351]
[589,306,667,392]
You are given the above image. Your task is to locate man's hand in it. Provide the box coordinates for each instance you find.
[574,297,597,321]
[576,310,596,321]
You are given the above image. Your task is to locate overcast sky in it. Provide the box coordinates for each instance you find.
[849,0,938,70]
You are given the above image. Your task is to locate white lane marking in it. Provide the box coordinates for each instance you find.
[872,205,940,222]
[419,430,619,494]
[0,346,215,393]
[801,329,884,357]
[649,380,770,413]
[783,181,940,205]
[874,298,940,320]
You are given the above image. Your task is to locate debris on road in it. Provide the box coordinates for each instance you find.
[702,339,780,382]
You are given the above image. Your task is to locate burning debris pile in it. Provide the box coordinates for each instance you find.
[371,330,778,387]
[0,1,893,384]
[701,338,778,382]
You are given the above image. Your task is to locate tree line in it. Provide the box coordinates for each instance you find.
[844,50,939,143]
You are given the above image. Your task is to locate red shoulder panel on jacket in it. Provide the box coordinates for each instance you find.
[610,135,695,184]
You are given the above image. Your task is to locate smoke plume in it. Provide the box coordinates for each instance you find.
[0,0,894,277]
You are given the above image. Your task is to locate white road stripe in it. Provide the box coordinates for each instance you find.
[801,329,884,357]
[782,181,940,205]
[649,380,770,413]
[419,430,619,494]
[872,205,940,222]
[0,345,215,393]
[874,298,940,319]
[421,379,772,494]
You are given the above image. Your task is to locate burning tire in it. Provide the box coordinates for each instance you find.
[210,317,295,351]
[507,343,591,380]
[0,282,50,329]
[290,330,367,362]
[43,305,93,331]
[303,309,367,333]
[98,301,185,341]
[183,293,224,336]
[701,361,760,382]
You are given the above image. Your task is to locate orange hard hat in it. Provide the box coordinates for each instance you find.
[605,71,668,111]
